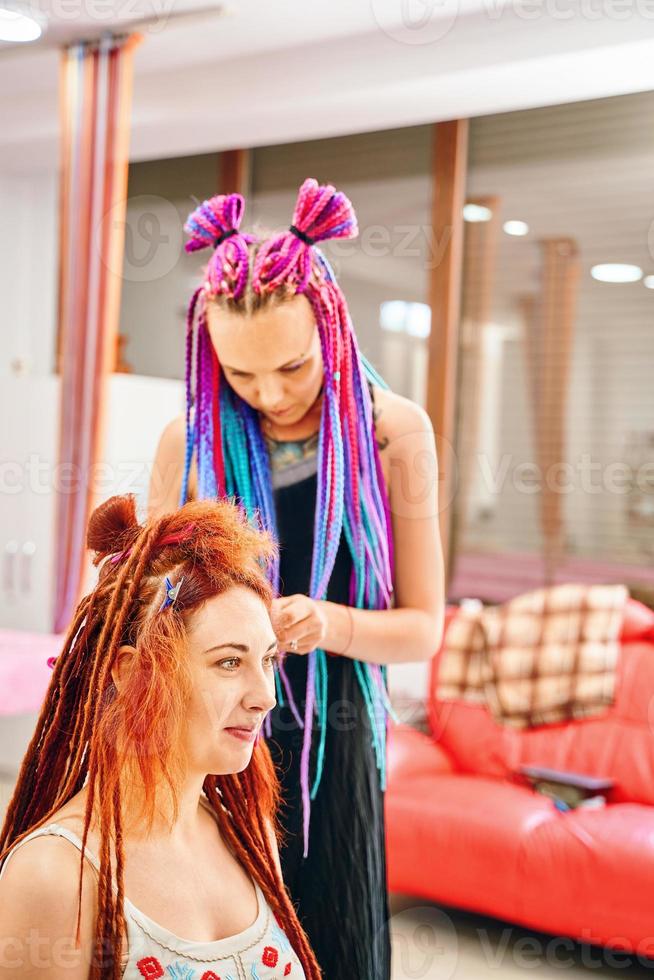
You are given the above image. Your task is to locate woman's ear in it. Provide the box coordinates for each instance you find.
[111,644,137,692]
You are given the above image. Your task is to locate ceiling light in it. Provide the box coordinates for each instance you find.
[463,204,492,223]
[644,275,654,289]
[591,264,642,283]
[0,7,42,41]
[503,220,529,237]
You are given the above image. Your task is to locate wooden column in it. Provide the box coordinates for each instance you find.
[426,119,469,586]
[218,148,251,196]
[537,237,580,581]
[455,194,501,545]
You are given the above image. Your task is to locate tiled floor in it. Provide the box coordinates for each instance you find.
[390,895,653,980]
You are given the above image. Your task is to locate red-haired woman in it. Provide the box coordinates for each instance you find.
[0,495,321,980]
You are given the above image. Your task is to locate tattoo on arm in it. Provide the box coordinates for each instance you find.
[372,401,389,453]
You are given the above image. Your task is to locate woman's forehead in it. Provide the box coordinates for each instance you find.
[208,298,318,372]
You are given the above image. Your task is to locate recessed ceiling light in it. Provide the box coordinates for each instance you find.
[503,220,529,237]
[0,7,42,41]
[463,204,492,223]
[591,263,642,284]
[644,275,654,289]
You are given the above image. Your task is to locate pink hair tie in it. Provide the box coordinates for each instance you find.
[107,521,195,566]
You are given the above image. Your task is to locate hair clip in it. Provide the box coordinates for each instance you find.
[160,575,184,612]
[109,547,132,565]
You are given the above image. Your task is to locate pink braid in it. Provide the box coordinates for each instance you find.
[184,193,257,301]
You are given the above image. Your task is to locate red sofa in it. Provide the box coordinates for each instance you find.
[385,598,654,957]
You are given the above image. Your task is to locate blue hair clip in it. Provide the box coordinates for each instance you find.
[160,575,184,612]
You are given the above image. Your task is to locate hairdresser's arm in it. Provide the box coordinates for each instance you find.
[147,414,197,520]
[317,399,444,664]
[0,836,98,978]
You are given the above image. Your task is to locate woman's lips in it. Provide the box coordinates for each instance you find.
[225,727,258,743]
[270,406,293,417]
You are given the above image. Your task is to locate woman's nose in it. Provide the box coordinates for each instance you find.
[244,670,276,714]
[257,377,285,411]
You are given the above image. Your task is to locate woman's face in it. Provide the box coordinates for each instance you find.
[183,585,278,776]
[207,293,324,429]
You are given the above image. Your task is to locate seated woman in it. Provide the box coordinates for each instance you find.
[0,494,320,980]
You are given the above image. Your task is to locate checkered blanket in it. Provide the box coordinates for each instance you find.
[436,583,628,729]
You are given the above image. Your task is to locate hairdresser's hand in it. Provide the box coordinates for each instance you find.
[271,594,328,655]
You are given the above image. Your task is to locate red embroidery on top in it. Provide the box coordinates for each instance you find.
[262,946,279,967]
[284,964,292,976]
[137,957,165,979]
[200,973,222,980]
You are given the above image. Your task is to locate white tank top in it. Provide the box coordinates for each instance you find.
[0,813,307,980]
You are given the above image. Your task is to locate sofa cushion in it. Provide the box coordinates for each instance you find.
[387,725,455,786]
[515,802,654,956]
[429,640,654,806]
[386,771,654,957]
[386,772,554,918]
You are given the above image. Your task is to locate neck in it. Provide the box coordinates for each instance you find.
[113,771,209,841]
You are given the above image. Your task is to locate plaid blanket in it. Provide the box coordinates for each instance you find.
[436,583,628,729]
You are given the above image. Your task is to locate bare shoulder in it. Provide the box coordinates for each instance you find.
[0,834,98,978]
[148,412,197,518]
[154,412,188,467]
[371,385,434,451]
[0,830,87,890]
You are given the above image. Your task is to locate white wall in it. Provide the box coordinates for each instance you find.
[0,173,58,378]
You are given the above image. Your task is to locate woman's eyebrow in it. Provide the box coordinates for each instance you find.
[204,639,279,655]
[221,353,307,372]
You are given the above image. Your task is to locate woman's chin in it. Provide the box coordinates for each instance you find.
[207,739,255,775]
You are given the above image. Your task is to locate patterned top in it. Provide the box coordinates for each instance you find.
[0,798,306,980]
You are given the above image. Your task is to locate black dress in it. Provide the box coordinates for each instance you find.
[266,420,392,980]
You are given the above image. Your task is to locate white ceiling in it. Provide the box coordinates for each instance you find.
[2,0,654,173]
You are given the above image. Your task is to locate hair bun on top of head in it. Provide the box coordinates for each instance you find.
[253,177,358,295]
[184,193,256,301]
[87,494,141,566]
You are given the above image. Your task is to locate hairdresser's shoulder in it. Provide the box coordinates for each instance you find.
[0,832,97,978]
[372,385,434,446]
[154,412,187,462]
[149,412,197,517]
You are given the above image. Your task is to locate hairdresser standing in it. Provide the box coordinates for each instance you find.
[149,178,445,979]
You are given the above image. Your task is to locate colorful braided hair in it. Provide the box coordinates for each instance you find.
[182,177,396,856]
[0,494,321,980]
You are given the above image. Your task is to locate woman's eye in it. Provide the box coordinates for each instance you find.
[281,362,305,373]
[216,658,240,670]
[264,652,280,668]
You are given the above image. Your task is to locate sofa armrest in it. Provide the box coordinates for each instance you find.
[387,724,456,785]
